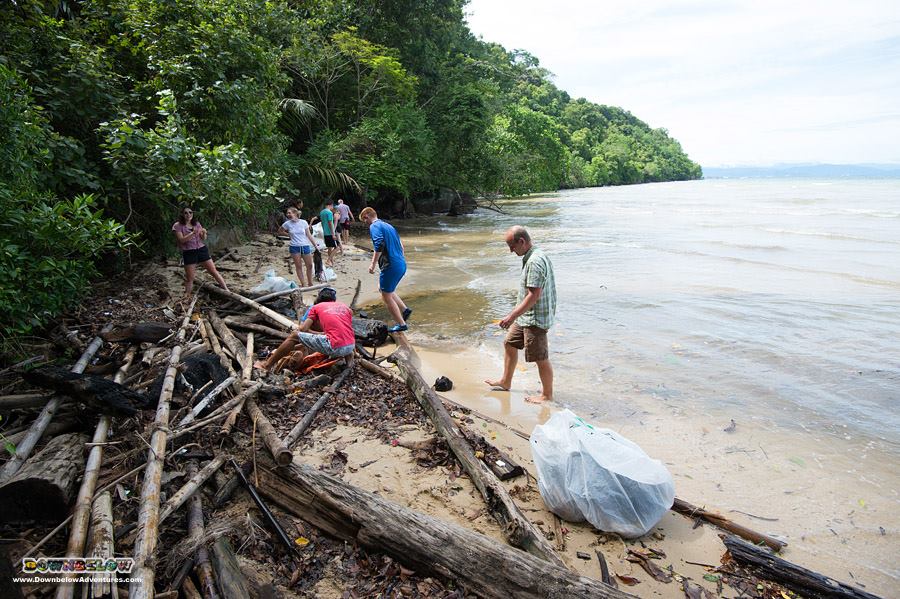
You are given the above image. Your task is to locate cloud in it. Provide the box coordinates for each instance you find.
[466,0,900,165]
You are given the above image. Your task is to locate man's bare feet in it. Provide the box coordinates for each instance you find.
[525,394,551,404]
[484,379,510,391]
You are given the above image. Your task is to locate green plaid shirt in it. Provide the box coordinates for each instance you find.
[516,247,556,329]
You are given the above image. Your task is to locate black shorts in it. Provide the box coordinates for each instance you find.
[324,235,337,248]
[182,246,211,265]
[335,222,343,234]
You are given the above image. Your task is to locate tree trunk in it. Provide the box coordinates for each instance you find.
[257,462,630,599]
[86,491,119,599]
[0,432,88,523]
[723,535,878,599]
[389,348,563,567]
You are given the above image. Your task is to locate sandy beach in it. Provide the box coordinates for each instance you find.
[155,228,894,597]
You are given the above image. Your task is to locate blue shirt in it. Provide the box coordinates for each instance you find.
[369,219,405,265]
[319,208,335,236]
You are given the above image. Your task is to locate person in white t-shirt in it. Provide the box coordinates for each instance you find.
[279,207,317,287]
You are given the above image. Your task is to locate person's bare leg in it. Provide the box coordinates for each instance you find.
[302,254,314,288]
[202,260,229,291]
[291,254,305,286]
[484,342,517,390]
[381,291,405,325]
[326,247,335,267]
[392,292,408,313]
[526,359,554,403]
[254,334,299,371]
[183,264,197,298]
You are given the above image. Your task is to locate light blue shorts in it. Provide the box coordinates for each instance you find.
[297,332,354,358]
[290,245,312,255]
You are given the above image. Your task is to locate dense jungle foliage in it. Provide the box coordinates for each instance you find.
[0,0,701,335]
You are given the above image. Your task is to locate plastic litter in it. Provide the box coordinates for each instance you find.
[250,269,297,295]
[531,409,675,538]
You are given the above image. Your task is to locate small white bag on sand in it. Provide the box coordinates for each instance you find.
[531,409,675,538]
[250,269,296,295]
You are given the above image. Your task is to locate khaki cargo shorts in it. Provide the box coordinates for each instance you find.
[504,323,549,362]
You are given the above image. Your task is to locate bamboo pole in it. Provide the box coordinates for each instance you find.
[222,320,287,339]
[283,367,353,448]
[253,284,326,305]
[219,334,254,437]
[186,461,219,599]
[206,311,246,369]
[245,398,292,465]
[130,295,197,599]
[86,491,118,599]
[202,285,296,330]
[56,346,136,599]
[0,323,113,484]
[176,376,237,427]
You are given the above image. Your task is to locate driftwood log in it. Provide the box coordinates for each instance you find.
[0,324,111,483]
[246,398,292,465]
[210,537,251,599]
[222,320,287,339]
[257,462,630,599]
[0,432,88,523]
[723,535,879,599]
[186,461,219,599]
[673,498,785,551]
[101,322,173,344]
[0,393,53,410]
[283,367,353,448]
[389,348,563,567]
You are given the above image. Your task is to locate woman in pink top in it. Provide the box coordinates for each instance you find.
[172,206,228,299]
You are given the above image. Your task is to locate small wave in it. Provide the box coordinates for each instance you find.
[763,228,900,245]
[706,240,789,251]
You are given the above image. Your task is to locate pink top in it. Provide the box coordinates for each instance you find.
[172,221,205,251]
[306,302,355,349]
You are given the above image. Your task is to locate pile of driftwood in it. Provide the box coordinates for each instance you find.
[0,281,880,599]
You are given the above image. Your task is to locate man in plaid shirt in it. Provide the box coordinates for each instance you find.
[485,226,557,403]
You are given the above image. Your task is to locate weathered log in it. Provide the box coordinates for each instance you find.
[202,286,296,330]
[21,366,149,417]
[245,398,292,465]
[177,376,237,427]
[241,333,254,383]
[57,346,136,599]
[210,537,251,599]
[213,460,252,508]
[460,426,524,481]
[0,392,53,409]
[206,311,246,369]
[222,320,287,339]
[102,323,173,344]
[173,383,261,439]
[253,284,327,305]
[86,491,118,599]
[186,462,220,599]
[389,348,562,566]
[283,367,353,448]
[130,295,197,599]
[257,462,630,599]
[4,418,79,446]
[219,334,254,437]
[722,535,878,599]
[357,357,402,382]
[0,324,111,483]
[0,432,88,523]
[673,498,785,551]
[182,577,202,599]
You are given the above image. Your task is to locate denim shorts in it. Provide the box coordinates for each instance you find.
[297,332,354,358]
[289,245,312,255]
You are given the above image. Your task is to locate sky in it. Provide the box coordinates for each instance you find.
[465,0,900,167]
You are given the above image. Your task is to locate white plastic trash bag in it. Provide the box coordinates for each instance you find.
[322,267,337,282]
[531,409,675,538]
[250,269,297,295]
